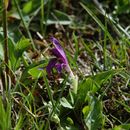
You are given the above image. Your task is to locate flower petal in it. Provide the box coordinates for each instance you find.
[52,48,61,58]
[55,63,66,73]
[50,37,68,64]
[46,58,57,75]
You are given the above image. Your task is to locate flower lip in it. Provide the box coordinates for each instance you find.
[46,58,57,75]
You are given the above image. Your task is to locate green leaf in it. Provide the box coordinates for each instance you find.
[14,114,24,130]
[77,69,120,103]
[66,117,74,125]
[28,64,44,78]
[0,96,11,130]
[82,106,90,117]
[83,96,104,130]
[15,38,31,59]
[0,43,4,60]
[78,78,98,102]
[0,31,17,70]
[113,124,130,130]
[20,60,46,83]
[22,0,48,14]
[91,69,118,85]
[8,38,16,70]
[60,97,73,109]
[51,113,60,124]
[8,37,31,70]
[23,1,33,14]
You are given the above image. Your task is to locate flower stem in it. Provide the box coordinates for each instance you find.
[2,0,9,75]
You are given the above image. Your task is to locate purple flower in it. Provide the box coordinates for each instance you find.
[46,37,73,76]
[46,37,78,94]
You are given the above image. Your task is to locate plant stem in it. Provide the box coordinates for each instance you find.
[41,0,44,36]
[2,0,9,75]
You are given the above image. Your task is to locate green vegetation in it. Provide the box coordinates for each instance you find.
[0,0,130,129]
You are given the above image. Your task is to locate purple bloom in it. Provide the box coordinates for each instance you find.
[46,37,73,76]
[46,37,78,94]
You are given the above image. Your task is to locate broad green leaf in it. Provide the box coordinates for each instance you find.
[22,0,48,14]
[10,38,30,70]
[28,65,44,78]
[23,1,33,14]
[91,69,118,85]
[66,117,74,125]
[15,38,31,59]
[20,60,46,83]
[113,124,130,130]
[51,113,60,124]
[78,78,98,102]
[0,33,31,70]
[60,97,73,109]
[82,106,90,117]
[83,96,104,130]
